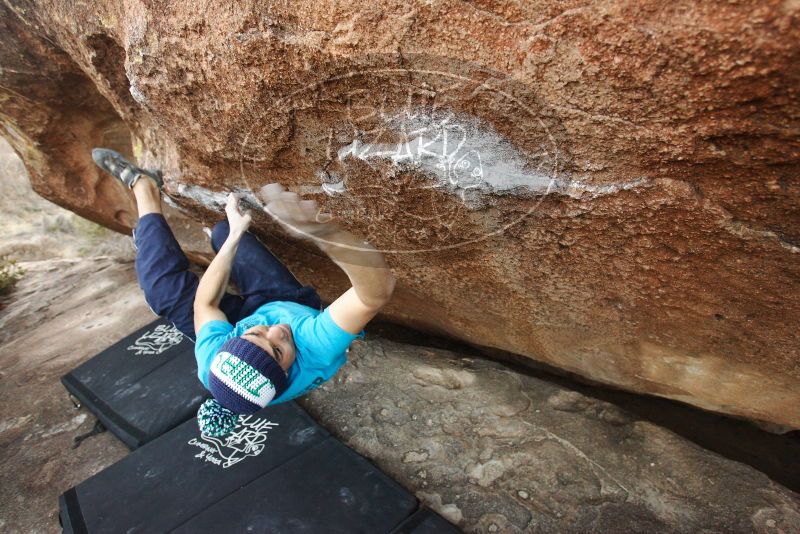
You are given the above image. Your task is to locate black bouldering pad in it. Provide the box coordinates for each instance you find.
[172,438,418,533]
[59,402,418,533]
[61,318,207,449]
[390,507,462,533]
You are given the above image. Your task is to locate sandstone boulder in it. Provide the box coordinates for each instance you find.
[0,1,798,427]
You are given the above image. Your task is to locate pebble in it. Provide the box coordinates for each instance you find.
[403,449,430,463]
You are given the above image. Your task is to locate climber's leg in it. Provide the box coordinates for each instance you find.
[210,220,321,316]
[130,180,243,340]
[90,147,244,339]
[132,174,163,217]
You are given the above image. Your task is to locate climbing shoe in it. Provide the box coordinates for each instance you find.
[91,148,163,190]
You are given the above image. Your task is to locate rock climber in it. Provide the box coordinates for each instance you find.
[91,148,395,436]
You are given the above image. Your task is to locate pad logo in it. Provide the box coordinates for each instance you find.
[188,415,278,468]
[127,324,184,355]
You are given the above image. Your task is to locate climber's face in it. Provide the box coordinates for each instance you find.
[241,323,296,372]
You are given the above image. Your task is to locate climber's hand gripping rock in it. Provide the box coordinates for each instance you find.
[225,192,252,237]
[259,183,337,240]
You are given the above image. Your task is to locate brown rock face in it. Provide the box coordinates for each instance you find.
[1,1,798,427]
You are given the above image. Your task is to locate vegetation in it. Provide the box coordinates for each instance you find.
[0,255,24,296]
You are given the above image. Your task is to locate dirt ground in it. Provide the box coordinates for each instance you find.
[0,258,150,533]
[0,138,144,532]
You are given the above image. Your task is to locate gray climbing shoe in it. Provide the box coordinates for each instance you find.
[91,148,163,189]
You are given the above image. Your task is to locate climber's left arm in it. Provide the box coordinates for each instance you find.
[317,229,396,335]
[257,183,395,334]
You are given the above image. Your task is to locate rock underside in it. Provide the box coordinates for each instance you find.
[0,1,798,428]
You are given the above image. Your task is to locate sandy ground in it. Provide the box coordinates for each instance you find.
[0,258,152,533]
[0,138,152,532]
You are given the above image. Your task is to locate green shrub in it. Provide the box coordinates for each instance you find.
[0,255,25,296]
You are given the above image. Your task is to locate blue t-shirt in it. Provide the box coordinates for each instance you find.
[195,300,364,404]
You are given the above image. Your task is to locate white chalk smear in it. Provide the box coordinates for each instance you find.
[168,110,648,215]
[335,109,648,204]
[337,110,550,204]
[129,83,146,104]
[173,183,261,212]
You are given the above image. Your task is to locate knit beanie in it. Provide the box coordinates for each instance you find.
[197,398,237,437]
[207,336,288,413]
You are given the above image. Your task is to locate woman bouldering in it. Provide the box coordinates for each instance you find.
[92,148,396,436]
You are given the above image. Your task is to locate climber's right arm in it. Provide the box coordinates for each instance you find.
[193,193,251,334]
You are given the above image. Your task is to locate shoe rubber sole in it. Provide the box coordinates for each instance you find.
[91,148,163,189]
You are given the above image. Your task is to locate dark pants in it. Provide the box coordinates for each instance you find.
[133,213,321,341]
